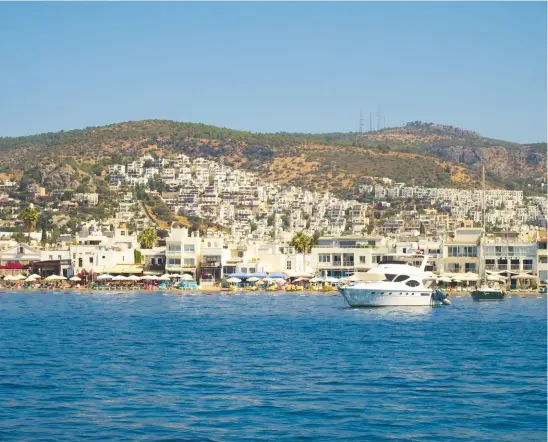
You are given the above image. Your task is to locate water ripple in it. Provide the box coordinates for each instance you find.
[0,292,545,441]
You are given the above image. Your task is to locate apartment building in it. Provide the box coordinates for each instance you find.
[165,228,201,278]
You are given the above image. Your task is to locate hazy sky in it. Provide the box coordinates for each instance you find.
[0,2,546,143]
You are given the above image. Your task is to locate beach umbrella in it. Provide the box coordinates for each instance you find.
[289,272,313,279]
[325,276,339,283]
[44,274,58,281]
[140,275,155,280]
[181,274,193,281]
[3,275,14,281]
[10,274,26,281]
[309,277,323,283]
[511,273,536,280]
[247,276,259,282]
[69,276,82,282]
[158,275,171,281]
[97,274,113,280]
[28,274,42,279]
[487,274,506,282]
[112,275,128,281]
[227,277,241,283]
[437,276,453,283]
[25,276,37,282]
[126,275,141,281]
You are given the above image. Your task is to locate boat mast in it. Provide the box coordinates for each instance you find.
[480,164,486,286]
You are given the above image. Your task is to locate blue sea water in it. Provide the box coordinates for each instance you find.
[0,291,545,441]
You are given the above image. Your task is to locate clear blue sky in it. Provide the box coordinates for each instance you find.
[0,2,546,143]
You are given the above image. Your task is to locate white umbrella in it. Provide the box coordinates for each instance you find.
[28,274,42,279]
[325,276,339,283]
[97,274,113,280]
[263,277,275,284]
[69,276,82,282]
[160,274,171,279]
[25,276,36,282]
[140,275,155,280]
[112,275,128,281]
[44,274,58,281]
[310,277,323,283]
[11,274,27,281]
[158,275,170,281]
[437,276,453,283]
[247,276,259,282]
[487,274,506,282]
[227,277,241,283]
[126,275,141,281]
[460,272,479,281]
[181,274,193,281]
[511,273,536,280]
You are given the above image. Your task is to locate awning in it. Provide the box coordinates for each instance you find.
[102,265,143,274]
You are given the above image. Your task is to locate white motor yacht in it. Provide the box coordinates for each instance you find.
[339,255,450,307]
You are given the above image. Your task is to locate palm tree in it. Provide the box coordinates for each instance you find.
[137,227,158,249]
[289,232,311,253]
[18,206,39,243]
[17,206,38,244]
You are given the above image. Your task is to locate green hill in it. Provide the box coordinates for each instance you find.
[0,120,545,199]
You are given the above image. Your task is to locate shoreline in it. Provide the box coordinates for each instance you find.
[0,287,544,297]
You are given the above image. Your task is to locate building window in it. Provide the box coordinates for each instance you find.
[168,258,181,265]
[464,263,476,272]
[359,256,366,264]
[168,245,181,252]
[78,258,83,267]
[184,244,195,253]
[286,261,292,270]
[184,258,195,266]
[319,254,331,263]
[58,255,62,260]
[89,257,93,264]
[49,255,53,260]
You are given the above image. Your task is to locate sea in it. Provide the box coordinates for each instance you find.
[0,291,546,441]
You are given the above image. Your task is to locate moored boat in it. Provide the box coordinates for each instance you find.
[338,255,450,307]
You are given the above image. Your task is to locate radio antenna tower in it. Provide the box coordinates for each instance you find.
[369,112,373,132]
[356,109,364,142]
[377,104,381,131]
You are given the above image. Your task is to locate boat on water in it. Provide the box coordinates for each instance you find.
[338,255,451,307]
[470,165,506,302]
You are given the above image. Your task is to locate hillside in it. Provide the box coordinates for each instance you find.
[0,120,545,199]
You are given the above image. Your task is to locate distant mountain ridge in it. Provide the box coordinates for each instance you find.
[0,120,545,198]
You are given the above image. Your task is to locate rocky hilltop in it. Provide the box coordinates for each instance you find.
[0,120,544,198]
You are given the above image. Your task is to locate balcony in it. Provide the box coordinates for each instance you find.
[201,262,221,268]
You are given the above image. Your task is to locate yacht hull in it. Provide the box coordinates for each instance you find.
[339,287,440,307]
